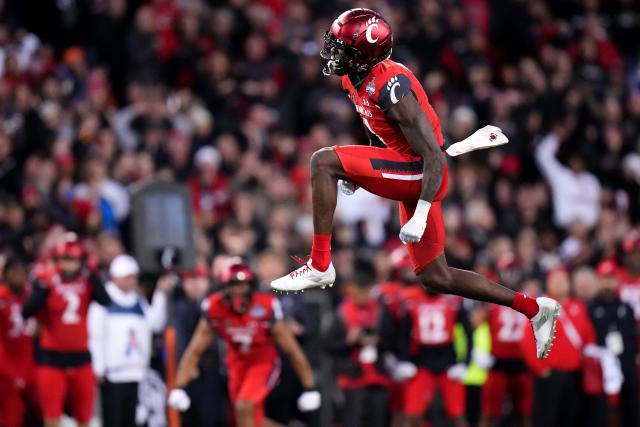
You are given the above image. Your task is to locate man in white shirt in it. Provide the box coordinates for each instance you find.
[535,132,601,229]
[88,254,173,427]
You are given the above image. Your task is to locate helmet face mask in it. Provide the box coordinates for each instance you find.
[321,31,351,76]
[223,281,252,314]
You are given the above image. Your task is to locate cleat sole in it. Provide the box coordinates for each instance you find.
[538,302,561,360]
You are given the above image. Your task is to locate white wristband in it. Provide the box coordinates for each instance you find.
[413,200,431,222]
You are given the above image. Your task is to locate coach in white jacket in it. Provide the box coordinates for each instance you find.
[88,254,172,427]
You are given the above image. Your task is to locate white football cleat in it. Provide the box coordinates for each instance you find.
[530,297,561,359]
[270,260,336,293]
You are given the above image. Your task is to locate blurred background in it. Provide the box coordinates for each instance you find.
[0,0,639,426]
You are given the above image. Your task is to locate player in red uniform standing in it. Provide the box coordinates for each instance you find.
[480,304,532,427]
[399,287,472,427]
[269,8,560,361]
[22,234,111,427]
[168,261,321,427]
[0,257,37,427]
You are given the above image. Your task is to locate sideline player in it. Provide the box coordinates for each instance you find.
[168,261,321,427]
[270,8,560,360]
[400,287,472,426]
[480,304,531,427]
[22,234,111,427]
[0,257,37,427]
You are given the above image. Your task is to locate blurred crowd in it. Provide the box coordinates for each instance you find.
[0,0,639,426]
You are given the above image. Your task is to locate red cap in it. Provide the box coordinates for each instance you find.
[596,260,619,277]
[183,264,209,279]
[52,234,84,260]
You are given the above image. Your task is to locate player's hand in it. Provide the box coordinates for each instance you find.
[447,363,467,381]
[399,215,427,244]
[338,179,358,195]
[471,349,495,370]
[392,361,417,381]
[297,389,321,412]
[168,388,191,411]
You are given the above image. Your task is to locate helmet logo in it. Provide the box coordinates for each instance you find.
[365,17,380,44]
[387,76,401,104]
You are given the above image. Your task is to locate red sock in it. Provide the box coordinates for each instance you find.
[511,292,539,319]
[310,234,332,272]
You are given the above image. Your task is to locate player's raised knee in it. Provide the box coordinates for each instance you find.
[310,148,338,175]
[234,400,255,420]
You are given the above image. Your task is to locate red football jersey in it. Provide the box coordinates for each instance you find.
[341,59,444,155]
[38,275,94,352]
[487,304,527,359]
[404,288,460,349]
[0,285,35,379]
[617,268,640,321]
[202,292,282,365]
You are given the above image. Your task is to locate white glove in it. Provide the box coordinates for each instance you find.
[445,125,508,157]
[338,179,358,195]
[601,349,623,395]
[471,349,495,370]
[392,361,417,381]
[399,200,430,244]
[297,390,321,412]
[447,363,467,381]
[168,388,191,411]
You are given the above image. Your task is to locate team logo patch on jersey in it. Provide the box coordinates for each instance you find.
[366,78,376,96]
[377,74,412,111]
[250,304,267,318]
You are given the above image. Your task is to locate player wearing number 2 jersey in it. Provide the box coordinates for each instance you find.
[22,234,110,427]
[270,7,560,363]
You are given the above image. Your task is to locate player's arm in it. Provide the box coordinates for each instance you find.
[271,319,315,389]
[168,318,215,411]
[384,86,444,243]
[21,279,50,318]
[174,318,214,388]
[88,270,111,306]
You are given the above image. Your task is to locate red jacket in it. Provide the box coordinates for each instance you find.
[521,298,595,375]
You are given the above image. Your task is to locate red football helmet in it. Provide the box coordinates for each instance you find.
[321,8,393,76]
[219,262,255,314]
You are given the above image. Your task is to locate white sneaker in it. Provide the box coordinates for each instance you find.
[270,260,336,293]
[530,297,561,360]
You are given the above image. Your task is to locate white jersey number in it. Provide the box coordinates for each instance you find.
[417,306,449,344]
[61,291,81,324]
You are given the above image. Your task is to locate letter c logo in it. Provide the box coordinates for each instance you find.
[366,23,379,44]
[390,81,401,104]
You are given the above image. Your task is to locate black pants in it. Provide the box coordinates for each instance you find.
[343,386,389,427]
[533,370,583,427]
[101,380,139,427]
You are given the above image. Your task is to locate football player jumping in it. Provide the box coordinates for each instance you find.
[168,261,320,427]
[270,8,560,360]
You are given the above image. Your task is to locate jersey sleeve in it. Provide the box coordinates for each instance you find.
[374,73,413,112]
